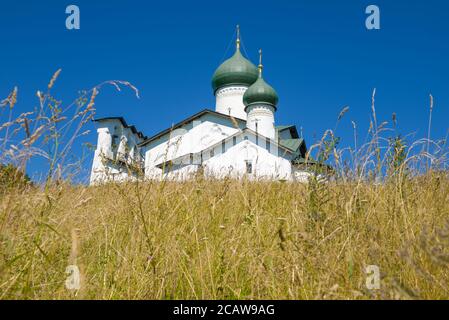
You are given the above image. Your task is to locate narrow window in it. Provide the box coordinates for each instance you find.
[266,138,271,152]
[210,149,214,158]
[112,135,119,149]
[244,136,248,141]
[222,140,225,153]
[233,136,237,146]
[245,160,253,174]
[190,153,193,164]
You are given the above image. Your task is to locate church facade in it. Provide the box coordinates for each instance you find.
[89,30,313,185]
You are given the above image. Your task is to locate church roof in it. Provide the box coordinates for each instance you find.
[275,125,306,158]
[276,125,300,138]
[280,138,303,152]
[280,138,307,159]
[138,109,308,157]
[95,113,308,159]
[92,117,146,139]
[211,27,258,93]
[276,125,295,132]
[138,109,246,147]
[154,127,296,168]
[243,76,278,108]
[212,49,258,93]
[243,49,279,108]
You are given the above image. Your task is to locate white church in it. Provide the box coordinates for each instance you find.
[90,28,319,185]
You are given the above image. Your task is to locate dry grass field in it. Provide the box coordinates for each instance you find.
[1,72,448,300]
[1,174,448,299]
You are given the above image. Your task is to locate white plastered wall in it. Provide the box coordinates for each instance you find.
[204,135,292,180]
[90,120,143,185]
[215,85,248,120]
[143,116,242,180]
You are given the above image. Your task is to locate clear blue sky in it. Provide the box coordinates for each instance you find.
[1,0,448,181]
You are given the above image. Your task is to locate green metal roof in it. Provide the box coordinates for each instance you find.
[276,125,300,140]
[276,125,295,132]
[243,71,279,108]
[275,124,306,158]
[279,138,303,152]
[211,47,258,93]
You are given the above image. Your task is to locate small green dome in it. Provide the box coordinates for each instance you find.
[212,48,258,93]
[243,72,279,109]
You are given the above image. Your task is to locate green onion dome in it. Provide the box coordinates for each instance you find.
[243,68,279,109]
[211,46,259,93]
